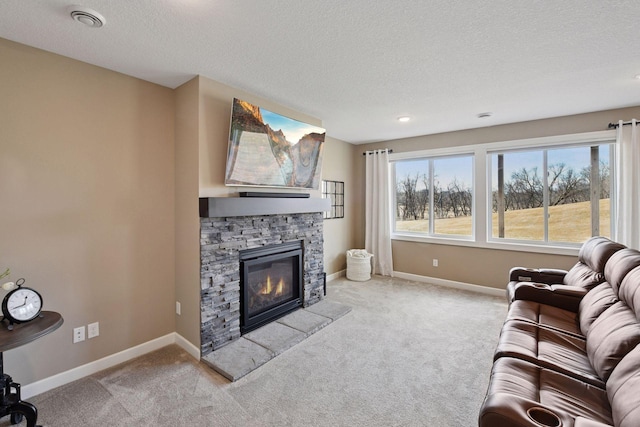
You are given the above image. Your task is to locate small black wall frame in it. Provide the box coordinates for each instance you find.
[322,180,344,219]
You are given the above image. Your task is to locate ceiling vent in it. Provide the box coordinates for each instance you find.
[69,6,105,28]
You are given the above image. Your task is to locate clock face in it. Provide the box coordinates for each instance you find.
[6,288,42,322]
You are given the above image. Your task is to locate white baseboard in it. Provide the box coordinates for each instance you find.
[326,269,346,282]
[392,271,505,298]
[22,332,199,399]
[175,333,201,360]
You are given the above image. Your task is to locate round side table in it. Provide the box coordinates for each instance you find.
[0,311,63,427]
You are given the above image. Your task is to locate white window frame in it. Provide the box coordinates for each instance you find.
[391,152,476,240]
[390,130,616,256]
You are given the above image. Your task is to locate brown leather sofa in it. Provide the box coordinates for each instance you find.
[479,237,640,427]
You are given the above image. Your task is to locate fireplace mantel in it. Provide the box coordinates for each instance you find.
[199,197,331,218]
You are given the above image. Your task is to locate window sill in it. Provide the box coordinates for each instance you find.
[391,233,580,256]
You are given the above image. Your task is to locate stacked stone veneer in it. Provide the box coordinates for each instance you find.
[200,212,325,356]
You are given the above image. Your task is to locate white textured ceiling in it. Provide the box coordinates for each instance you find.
[1,1,639,144]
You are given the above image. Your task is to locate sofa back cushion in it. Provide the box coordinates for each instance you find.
[580,236,626,271]
[563,237,625,289]
[607,345,640,427]
[578,283,619,335]
[586,301,640,381]
[618,265,640,319]
[604,249,640,294]
[563,262,604,290]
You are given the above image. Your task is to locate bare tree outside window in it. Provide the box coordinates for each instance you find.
[490,145,612,243]
[394,155,473,237]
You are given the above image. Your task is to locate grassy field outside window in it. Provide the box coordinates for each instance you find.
[396,199,610,243]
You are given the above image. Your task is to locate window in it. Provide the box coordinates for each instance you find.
[489,144,613,244]
[390,130,616,251]
[393,154,474,237]
[322,180,344,219]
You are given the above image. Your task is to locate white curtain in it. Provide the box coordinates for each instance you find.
[365,149,393,276]
[615,119,640,249]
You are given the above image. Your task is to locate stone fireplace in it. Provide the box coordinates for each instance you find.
[199,197,329,357]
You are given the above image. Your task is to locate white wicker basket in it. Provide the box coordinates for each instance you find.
[346,249,374,281]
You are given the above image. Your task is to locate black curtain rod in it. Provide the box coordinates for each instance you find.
[362,149,393,156]
[608,120,638,129]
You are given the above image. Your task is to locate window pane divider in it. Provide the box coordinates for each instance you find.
[543,150,549,242]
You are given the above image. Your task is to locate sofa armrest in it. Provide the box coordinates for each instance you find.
[509,267,568,284]
[510,282,584,312]
[549,284,589,298]
[479,394,576,427]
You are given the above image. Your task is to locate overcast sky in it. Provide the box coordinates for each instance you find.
[394,145,611,191]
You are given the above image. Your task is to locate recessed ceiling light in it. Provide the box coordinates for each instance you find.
[477,112,493,119]
[635,74,640,80]
[397,116,411,122]
[69,6,105,28]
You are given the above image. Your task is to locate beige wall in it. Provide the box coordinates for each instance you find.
[359,106,640,288]
[0,39,175,383]
[321,137,359,273]
[174,77,201,346]
[392,242,576,288]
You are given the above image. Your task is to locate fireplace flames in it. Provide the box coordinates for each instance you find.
[260,275,285,297]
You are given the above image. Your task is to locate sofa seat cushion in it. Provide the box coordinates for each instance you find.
[505,282,619,340]
[494,320,604,387]
[586,301,640,382]
[479,357,613,427]
[507,299,583,338]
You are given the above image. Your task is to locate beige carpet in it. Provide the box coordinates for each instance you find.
[2,276,507,427]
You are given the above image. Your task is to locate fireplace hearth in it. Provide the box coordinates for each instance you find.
[240,241,303,333]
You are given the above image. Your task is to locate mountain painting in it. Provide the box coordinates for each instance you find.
[225,98,325,189]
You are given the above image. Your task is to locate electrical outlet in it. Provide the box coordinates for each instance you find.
[433,259,439,267]
[73,326,86,343]
[176,301,181,315]
[88,322,99,339]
